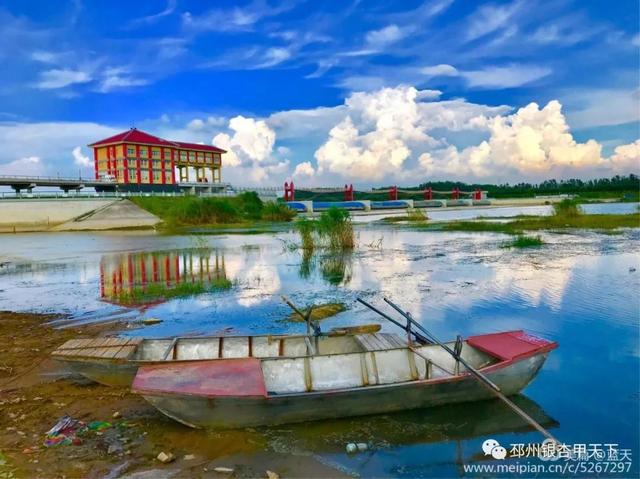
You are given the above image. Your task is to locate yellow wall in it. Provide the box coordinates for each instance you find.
[92,142,222,184]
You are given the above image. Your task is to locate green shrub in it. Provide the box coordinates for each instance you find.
[262,201,296,221]
[505,235,545,248]
[317,207,355,250]
[237,191,264,219]
[553,199,582,218]
[406,208,428,222]
[296,218,316,252]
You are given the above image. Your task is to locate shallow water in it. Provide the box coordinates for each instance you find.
[356,201,639,223]
[0,220,639,476]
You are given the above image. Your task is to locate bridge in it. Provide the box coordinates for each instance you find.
[0,175,231,194]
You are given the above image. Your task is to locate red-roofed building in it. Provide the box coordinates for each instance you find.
[88,128,226,190]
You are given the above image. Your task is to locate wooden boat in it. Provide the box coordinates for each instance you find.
[132,330,557,429]
[50,324,391,387]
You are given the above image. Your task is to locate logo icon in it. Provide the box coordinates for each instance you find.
[482,438,507,460]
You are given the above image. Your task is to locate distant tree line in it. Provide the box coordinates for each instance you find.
[407,174,640,199]
[294,174,639,201]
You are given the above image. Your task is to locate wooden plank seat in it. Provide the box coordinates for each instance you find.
[52,337,141,360]
[354,333,407,351]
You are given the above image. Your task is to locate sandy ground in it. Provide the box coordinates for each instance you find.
[0,312,348,479]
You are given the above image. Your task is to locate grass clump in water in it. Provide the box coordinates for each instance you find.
[383,208,428,223]
[504,235,544,248]
[406,208,428,222]
[552,198,582,219]
[296,207,355,251]
[317,207,355,250]
[287,302,346,322]
[262,201,297,222]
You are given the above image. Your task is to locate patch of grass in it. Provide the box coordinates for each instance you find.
[407,208,428,222]
[383,208,429,223]
[434,213,640,234]
[262,201,297,221]
[553,198,582,218]
[296,207,355,252]
[287,302,346,322]
[317,207,355,250]
[131,194,296,228]
[504,235,544,248]
[296,217,316,252]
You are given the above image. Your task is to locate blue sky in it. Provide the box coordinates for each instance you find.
[0,0,638,185]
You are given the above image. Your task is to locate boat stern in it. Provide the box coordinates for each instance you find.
[468,330,557,395]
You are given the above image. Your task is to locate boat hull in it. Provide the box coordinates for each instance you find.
[140,351,549,429]
[63,359,138,388]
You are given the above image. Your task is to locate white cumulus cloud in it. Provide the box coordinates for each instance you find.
[314,86,505,181]
[212,115,279,183]
[293,161,315,178]
[608,140,640,173]
[72,146,91,167]
[0,156,45,176]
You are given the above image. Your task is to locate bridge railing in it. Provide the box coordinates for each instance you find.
[0,174,114,183]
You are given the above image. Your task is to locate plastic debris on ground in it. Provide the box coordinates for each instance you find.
[43,415,113,447]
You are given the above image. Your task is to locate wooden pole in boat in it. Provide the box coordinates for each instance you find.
[281,296,315,334]
[380,297,559,444]
[282,296,318,354]
[356,298,430,344]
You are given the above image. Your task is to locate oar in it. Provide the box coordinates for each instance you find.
[356,298,430,344]
[361,296,559,443]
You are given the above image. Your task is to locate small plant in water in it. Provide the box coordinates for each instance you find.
[505,235,544,248]
[296,218,316,252]
[295,207,355,251]
[316,207,355,250]
[406,208,428,222]
[553,198,582,218]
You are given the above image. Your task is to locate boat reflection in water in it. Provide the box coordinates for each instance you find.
[257,395,559,475]
[148,395,558,476]
[99,249,230,306]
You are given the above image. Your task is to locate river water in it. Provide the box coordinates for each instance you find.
[0,203,638,477]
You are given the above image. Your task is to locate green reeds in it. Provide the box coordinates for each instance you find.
[132,194,296,227]
[316,207,355,250]
[406,207,428,222]
[296,207,355,252]
[552,198,582,218]
[504,235,544,248]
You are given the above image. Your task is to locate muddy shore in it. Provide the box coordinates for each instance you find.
[0,312,347,478]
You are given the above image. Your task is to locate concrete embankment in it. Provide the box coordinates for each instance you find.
[0,198,160,233]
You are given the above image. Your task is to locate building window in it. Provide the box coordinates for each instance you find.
[164,148,172,157]
[180,151,187,161]
[152,149,160,158]
[128,169,136,180]
[140,159,148,168]
[127,147,135,156]
[153,160,161,168]
[139,147,148,157]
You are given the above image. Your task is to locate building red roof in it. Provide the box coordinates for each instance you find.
[88,128,226,153]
